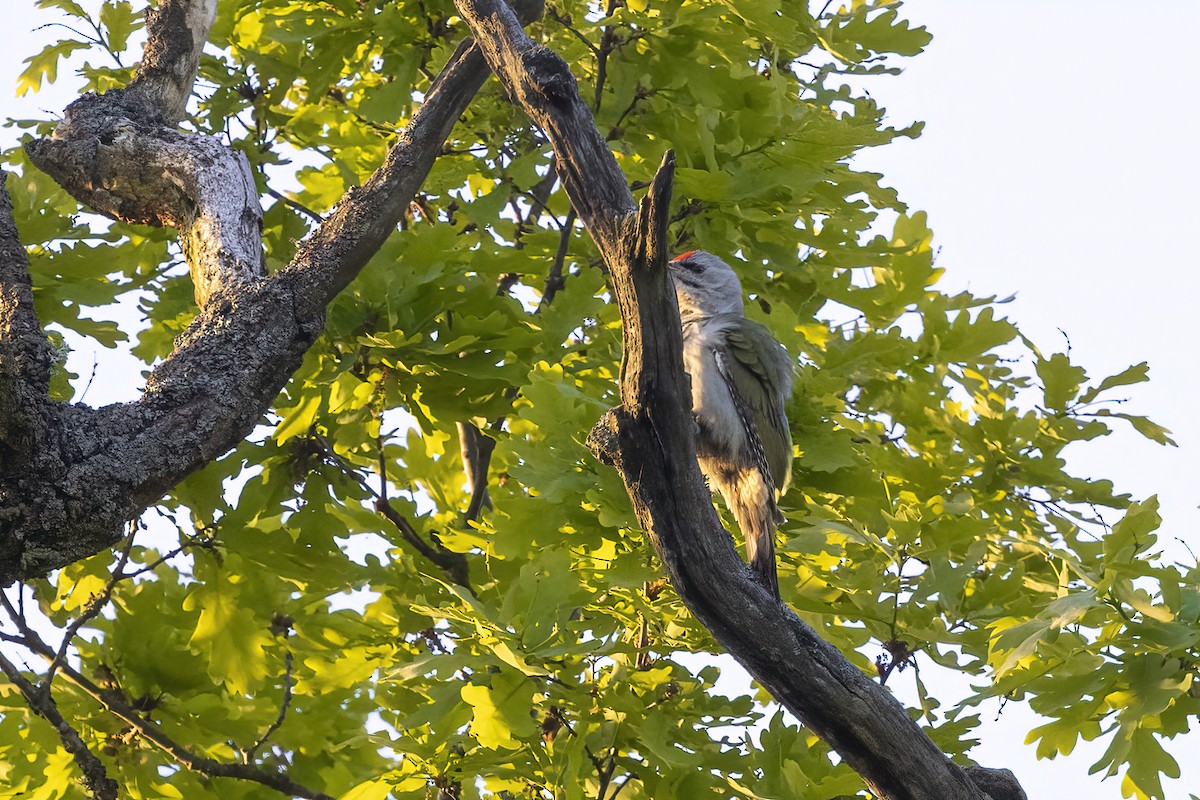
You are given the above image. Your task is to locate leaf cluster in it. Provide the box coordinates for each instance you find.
[1,1,1192,799]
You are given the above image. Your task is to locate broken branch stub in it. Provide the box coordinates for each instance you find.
[452,0,1026,797]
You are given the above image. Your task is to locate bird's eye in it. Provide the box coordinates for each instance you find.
[680,259,704,274]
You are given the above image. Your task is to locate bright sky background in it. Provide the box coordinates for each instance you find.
[2,1,1198,798]
[850,3,1200,797]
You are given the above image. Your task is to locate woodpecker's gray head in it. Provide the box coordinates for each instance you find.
[668,250,745,321]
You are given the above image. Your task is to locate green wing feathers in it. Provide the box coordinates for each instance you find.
[723,319,794,496]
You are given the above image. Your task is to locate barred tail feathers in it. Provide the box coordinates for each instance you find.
[706,463,781,598]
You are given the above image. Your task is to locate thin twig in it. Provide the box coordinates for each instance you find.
[517,182,563,230]
[537,208,577,313]
[609,771,638,800]
[0,650,118,800]
[550,706,609,777]
[265,186,324,223]
[316,435,470,586]
[1176,536,1198,564]
[547,10,601,58]
[376,432,391,500]
[42,524,138,690]
[9,629,333,800]
[604,89,649,142]
[82,13,125,68]
[0,590,28,636]
[33,22,103,46]
[373,495,470,586]
[76,353,99,403]
[243,649,294,763]
[457,422,496,523]
[118,531,214,580]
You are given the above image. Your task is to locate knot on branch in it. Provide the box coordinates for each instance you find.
[586,408,626,469]
[61,90,171,136]
[520,47,578,105]
[965,766,1028,800]
[25,94,191,228]
[506,0,546,25]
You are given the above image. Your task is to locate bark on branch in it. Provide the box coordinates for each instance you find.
[2,619,332,800]
[0,176,52,478]
[450,1,1027,798]
[0,0,544,583]
[0,649,118,800]
[27,112,265,309]
[25,0,249,309]
[125,0,218,122]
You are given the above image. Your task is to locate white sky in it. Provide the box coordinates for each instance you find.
[845,3,1200,797]
[2,1,1198,798]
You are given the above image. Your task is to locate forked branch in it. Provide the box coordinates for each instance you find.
[2,0,545,584]
[451,1,1026,797]
[0,648,117,800]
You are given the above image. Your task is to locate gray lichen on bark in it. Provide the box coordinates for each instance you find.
[452,0,1030,797]
[0,0,1033,796]
[0,0,543,583]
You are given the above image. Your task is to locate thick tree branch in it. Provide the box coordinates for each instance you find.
[453,0,631,248]
[2,0,545,583]
[125,0,217,124]
[0,173,52,473]
[451,1,1026,798]
[26,118,264,309]
[26,0,260,310]
[26,110,264,309]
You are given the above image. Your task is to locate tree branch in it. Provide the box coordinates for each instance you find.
[452,0,632,249]
[125,0,217,124]
[243,648,294,763]
[0,172,52,474]
[26,0,257,310]
[311,433,471,586]
[4,618,332,800]
[537,207,576,312]
[375,495,471,587]
[450,2,1027,798]
[42,525,136,689]
[0,649,118,800]
[26,118,265,309]
[457,421,495,523]
[266,185,324,224]
[2,0,547,584]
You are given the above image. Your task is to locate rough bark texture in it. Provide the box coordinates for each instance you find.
[24,0,244,309]
[451,1,1028,798]
[0,182,52,476]
[126,0,218,122]
[0,0,543,584]
[27,103,265,309]
[2,0,1032,797]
